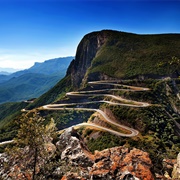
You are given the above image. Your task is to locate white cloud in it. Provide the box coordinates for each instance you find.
[0,54,37,69]
[0,47,75,69]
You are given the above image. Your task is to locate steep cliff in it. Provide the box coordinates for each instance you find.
[67,30,109,88]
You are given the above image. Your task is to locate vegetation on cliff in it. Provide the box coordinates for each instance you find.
[88,31,180,79]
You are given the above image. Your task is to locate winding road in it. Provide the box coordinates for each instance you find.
[0,81,151,145]
[0,140,14,146]
[42,81,151,137]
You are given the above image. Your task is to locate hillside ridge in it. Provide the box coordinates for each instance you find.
[0,57,73,104]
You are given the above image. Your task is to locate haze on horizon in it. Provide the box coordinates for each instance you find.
[0,0,179,70]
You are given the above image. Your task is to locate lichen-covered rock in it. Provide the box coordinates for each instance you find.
[0,142,56,180]
[89,147,154,180]
[61,174,86,180]
[57,128,154,180]
[0,153,10,179]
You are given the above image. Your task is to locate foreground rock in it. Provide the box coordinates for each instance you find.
[1,128,177,179]
[56,127,154,180]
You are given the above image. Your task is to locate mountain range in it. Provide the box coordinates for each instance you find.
[0,68,20,75]
[0,56,73,104]
[0,30,180,179]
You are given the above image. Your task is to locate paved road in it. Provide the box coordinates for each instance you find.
[66,92,150,107]
[42,81,151,137]
[42,106,138,137]
[0,140,14,146]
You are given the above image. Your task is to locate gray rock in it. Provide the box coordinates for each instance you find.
[56,127,94,167]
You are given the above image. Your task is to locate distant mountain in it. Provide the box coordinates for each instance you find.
[0,74,11,83]
[0,56,74,83]
[0,68,20,77]
[28,57,72,75]
[0,56,73,104]
[0,71,11,75]
[0,67,19,74]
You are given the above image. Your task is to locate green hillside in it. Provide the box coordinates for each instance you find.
[87,31,180,79]
[0,102,27,142]
[0,73,61,104]
[27,75,72,109]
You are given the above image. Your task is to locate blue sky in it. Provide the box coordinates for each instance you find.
[0,0,179,69]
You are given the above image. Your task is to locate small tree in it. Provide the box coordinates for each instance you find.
[10,110,56,180]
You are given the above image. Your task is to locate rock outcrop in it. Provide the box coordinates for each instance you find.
[89,147,154,180]
[56,128,154,180]
[0,143,56,180]
[56,127,94,168]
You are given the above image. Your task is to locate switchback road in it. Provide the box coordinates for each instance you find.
[42,81,151,137]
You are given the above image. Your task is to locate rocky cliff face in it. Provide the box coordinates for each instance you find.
[56,128,154,180]
[67,30,108,88]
